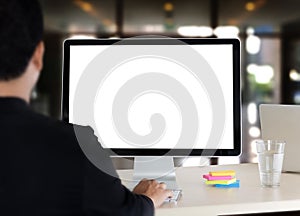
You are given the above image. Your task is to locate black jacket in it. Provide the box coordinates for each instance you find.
[0,97,154,216]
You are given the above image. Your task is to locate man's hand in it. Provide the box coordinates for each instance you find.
[133,179,173,208]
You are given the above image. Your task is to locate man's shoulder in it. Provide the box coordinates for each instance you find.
[30,111,95,143]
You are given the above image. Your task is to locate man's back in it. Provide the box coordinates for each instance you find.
[0,97,154,216]
[0,0,171,213]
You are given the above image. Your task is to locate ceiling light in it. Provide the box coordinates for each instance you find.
[214,26,239,38]
[247,102,257,124]
[246,35,261,54]
[249,126,261,138]
[289,69,300,81]
[164,2,174,11]
[67,34,97,40]
[247,64,274,84]
[245,2,256,11]
[246,27,255,35]
[177,26,213,37]
[74,0,93,13]
[143,24,164,32]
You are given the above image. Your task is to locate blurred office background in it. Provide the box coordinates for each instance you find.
[34,0,300,166]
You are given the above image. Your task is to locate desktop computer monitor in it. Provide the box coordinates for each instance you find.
[62,37,241,189]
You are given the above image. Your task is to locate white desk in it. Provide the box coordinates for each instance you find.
[118,163,300,216]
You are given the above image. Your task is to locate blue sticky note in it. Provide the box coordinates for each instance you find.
[215,180,240,188]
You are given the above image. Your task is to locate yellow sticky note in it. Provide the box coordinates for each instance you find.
[205,178,237,185]
[209,170,235,177]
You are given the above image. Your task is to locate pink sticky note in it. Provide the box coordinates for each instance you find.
[203,174,233,181]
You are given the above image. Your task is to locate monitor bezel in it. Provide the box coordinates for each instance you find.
[62,38,241,157]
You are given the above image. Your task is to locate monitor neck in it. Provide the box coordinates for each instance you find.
[131,156,179,190]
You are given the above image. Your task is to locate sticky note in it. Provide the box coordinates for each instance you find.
[215,180,240,188]
[203,174,233,181]
[205,178,237,185]
[209,170,235,177]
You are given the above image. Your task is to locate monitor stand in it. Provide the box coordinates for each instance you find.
[132,156,179,190]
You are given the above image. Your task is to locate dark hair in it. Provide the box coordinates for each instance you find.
[0,0,44,81]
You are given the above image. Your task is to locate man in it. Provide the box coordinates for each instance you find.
[0,0,172,215]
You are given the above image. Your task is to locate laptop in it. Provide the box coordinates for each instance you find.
[259,104,300,172]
